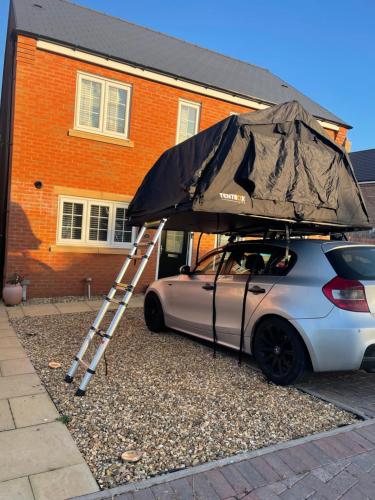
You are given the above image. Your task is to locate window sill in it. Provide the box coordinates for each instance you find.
[50,245,131,255]
[68,129,134,148]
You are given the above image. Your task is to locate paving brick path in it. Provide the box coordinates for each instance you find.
[6,294,144,320]
[0,304,98,499]
[299,371,375,419]
[77,420,375,500]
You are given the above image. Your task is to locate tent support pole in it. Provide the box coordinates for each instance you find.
[196,232,203,266]
[212,250,227,358]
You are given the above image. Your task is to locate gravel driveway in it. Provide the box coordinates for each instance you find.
[11,309,356,489]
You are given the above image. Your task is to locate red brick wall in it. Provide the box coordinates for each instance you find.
[5,35,349,298]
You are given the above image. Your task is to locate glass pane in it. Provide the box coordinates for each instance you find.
[326,247,375,280]
[73,203,83,215]
[79,79,102,129]
[63,202,73,215]
[113,206,131,244]
[105,86,127,134]
[123,231,132,243]
[195,252,229,275]
[89,204,109,242]
[72,227,82,239]
[114,230,123,242]
[188,106,197,122]
[99,230,107,241]
[62,214,72,226]
[177,104,198,143]
[61,202,83,240]
[228,250,269,275]
[61,227,71,239]
[165,231,184,254]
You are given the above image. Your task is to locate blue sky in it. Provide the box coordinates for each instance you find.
[0,0,374,151]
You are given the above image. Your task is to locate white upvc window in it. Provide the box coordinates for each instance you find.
[176,99,200,144]
[75,72,132,139]
[57,196,135,248]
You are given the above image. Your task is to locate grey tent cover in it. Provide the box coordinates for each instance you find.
[127,101,369,234]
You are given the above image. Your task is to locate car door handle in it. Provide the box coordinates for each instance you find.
[248,285,266,294]
[202,284,214,291]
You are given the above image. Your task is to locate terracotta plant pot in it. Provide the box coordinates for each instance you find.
[2,283,23,306]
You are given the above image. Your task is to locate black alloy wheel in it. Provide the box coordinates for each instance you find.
[144,292,166,332]
[253,317,307,385]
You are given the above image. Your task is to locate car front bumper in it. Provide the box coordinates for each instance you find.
[291,308,375,372]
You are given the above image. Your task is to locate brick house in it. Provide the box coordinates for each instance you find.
[0,0,351,298]
[349,149,375,241]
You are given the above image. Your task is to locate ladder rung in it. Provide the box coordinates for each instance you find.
[115,283,130,291]
[128,254,143,260]
[106,297,123,305]
[77,358,89,369]
[135,242,152,247]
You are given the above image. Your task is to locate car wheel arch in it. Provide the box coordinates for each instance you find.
[250,314,313,372]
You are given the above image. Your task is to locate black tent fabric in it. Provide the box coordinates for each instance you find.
[127,101,370,234]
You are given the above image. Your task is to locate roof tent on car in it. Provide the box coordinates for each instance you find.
[127,101,370,235]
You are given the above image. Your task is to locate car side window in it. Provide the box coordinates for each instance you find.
[227,249,272,275]
[194,251,229,275]
[226,245,296,276]
[266,252,294,275]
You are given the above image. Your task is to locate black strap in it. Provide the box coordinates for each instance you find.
[212,250,227,358]
[195,232,203,267]
[239,273,252,365]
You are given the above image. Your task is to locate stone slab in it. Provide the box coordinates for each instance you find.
[6,307,25,320]
[0,346,27,361]
[10,394,59,428]
[0,317,11,325]
[0,337,22,348]
[21,304,59,317]
[0,422,84,482]
[0,374,44,400]
[0,358,35,377]
[0,400,14,431]
[30,463,98,500]
[0,328,17,338]
[88,300,116,311]
[55,302,92,314]
[0,476,34,500]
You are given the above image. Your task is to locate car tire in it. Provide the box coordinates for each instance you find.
[253,317,307,386]
[144,293,166,332]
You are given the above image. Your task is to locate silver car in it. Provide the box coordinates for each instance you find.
[144,239,375,385]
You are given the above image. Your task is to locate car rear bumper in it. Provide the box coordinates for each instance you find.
[291,309,375,372]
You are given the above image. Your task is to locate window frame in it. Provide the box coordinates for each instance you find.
[74,72,132,140]
[56,196,136,249]
[175,99,201,144]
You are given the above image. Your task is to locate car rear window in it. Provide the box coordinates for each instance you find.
[325,246,375,280]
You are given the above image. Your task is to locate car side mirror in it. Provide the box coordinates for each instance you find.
[179,265,191,275]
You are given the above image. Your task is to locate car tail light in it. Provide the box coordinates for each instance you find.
[322,276,369,313]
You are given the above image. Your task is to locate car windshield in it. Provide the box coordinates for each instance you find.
[325,246,375,280]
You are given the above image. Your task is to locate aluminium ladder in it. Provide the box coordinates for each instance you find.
[65,218,167,396]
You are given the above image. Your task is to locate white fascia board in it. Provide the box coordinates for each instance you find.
[36,39,341,132]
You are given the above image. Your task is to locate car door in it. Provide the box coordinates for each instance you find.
[214,244,285,351]
[166,249,230,339]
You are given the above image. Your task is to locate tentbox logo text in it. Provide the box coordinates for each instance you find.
[219,192,246,204]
